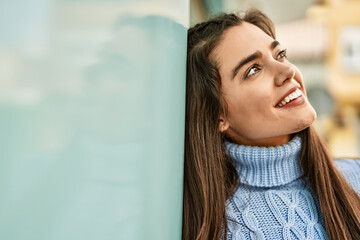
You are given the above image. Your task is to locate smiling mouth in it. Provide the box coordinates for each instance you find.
[276,89,303,108]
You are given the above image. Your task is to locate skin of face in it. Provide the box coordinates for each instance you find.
[212,22,317,146]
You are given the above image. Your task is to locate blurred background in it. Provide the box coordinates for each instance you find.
[0,0,359,240]
[191,0,360,158]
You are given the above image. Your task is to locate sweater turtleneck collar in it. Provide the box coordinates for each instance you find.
[224,135,303,187]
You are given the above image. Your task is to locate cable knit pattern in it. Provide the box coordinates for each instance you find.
[224,136,360,240]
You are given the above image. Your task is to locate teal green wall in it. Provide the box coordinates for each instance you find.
[0,1,188,239]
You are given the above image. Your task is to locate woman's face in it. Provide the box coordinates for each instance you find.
[213,22,316,146]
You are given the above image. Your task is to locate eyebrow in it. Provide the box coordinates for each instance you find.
[231,40,280,79]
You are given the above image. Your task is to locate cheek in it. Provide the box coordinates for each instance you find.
[229,88,272,114]
[227,91,275,128]
[244,88,273,114]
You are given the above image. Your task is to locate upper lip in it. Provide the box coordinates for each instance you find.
[274,86,301,107]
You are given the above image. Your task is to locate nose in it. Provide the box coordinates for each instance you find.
[273,62,295,86]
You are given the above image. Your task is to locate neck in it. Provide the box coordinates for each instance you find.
[230,134,292,147]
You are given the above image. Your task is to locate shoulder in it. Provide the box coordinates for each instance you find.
[334,158,360,195]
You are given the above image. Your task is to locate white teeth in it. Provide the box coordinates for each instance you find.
[276,89,303,107]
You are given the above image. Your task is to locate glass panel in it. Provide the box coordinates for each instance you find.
[0,1,188,239]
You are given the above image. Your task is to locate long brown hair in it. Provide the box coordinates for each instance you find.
[183,9,360,240]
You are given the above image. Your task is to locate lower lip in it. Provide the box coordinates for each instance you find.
[277,95,305,108]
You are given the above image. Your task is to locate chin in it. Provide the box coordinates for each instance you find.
[293,108,317,132]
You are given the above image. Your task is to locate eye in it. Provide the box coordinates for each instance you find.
[244,64,261,79]
[277,49,287,60]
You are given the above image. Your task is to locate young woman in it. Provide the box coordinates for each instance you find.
[183,9,360,240]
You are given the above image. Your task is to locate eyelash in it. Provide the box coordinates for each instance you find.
[278,49,287,59]
[243,49,288,79]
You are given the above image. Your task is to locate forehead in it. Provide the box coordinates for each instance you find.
[212,22,274,71]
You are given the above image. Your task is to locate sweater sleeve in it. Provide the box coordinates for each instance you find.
[334,158,360,195]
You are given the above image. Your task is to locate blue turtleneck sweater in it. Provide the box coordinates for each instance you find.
[224,135,360,240]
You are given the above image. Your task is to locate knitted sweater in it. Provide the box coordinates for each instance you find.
[224,135,360,240]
